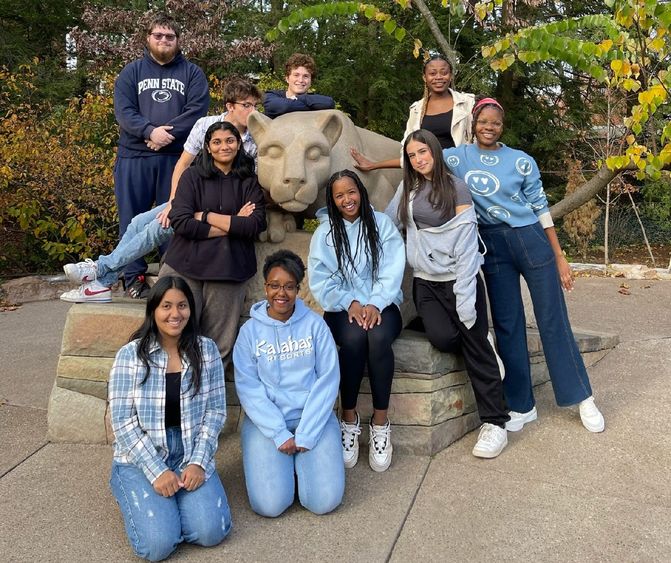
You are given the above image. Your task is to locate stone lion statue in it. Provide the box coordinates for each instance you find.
[248,109,403,241]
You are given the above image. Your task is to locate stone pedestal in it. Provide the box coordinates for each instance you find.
[47,300,618,455]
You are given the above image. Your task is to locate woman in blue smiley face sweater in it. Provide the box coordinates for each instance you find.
[233,250,344,518]
[443,97,605,435]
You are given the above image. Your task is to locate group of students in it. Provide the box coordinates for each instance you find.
[87,48,606,562]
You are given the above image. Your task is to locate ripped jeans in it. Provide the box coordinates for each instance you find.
[110,427,232,562]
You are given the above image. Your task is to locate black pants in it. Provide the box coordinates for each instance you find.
[324,304,402,411]
[413,276,509,426]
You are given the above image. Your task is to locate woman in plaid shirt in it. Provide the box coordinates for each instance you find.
[109,276,231,561]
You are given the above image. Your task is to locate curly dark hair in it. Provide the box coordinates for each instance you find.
[263,250,306,285]
[284,53,317,78]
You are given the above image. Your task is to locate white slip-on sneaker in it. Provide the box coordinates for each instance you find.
[60,280,112,303]
[340,414,361,468]
[64,258,98,284]
[505,406,538,432]
[369,420,393,472]
[579,396,605,433]
[472,423,508,458]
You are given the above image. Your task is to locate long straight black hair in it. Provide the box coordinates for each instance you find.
[325,169,381,282]
[399,129,456,228]
[196,121,254,180]
[130,276,203,395]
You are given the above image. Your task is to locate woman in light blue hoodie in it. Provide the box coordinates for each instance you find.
[386,129,510,459]
[233,250,344,517]
[308,170,405,473]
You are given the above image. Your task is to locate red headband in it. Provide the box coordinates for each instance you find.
[473,97,504,114]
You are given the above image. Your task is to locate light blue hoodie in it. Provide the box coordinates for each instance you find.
[233,298,339,450]
[308,208,405,312]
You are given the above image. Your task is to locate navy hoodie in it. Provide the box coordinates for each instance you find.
[114,48,209,157]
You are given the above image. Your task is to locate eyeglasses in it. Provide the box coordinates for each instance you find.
[476,119,503,128]
[265,282,298,293]
[150,32,177,41]
[234,102,259,110]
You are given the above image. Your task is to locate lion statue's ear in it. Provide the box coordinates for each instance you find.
[247,112,272,142]
[316,112,343,148]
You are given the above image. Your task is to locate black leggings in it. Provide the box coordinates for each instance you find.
[413,276,509,426]
[324,304,402,411]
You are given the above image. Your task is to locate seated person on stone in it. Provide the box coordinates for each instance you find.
[233,250,344,517]
[60,78,262,303]
[262,53,335,118]
[109,276,231,561]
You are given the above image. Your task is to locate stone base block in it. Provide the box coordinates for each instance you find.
[47,383,107,444]
[1,275,73,304]
[61,303,143,357]
[354,411,482,456]
[48,295,620,459]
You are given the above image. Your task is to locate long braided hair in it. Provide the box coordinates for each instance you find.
[419,54,454,124]
[325,169,382,283]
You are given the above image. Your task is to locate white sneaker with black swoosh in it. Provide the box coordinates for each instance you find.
[60,280,112,303]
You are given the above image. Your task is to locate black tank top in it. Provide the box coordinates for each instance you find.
[165,372,181,428]
[421,110,455,149]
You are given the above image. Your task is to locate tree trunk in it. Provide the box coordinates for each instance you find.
[550,164,620,219]
[412,0,458,67]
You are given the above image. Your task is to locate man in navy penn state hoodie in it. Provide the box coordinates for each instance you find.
[113,12,209,297]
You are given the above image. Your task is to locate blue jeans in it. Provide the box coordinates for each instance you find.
[479,222,592,412]
[110,427,232,561]
[240,413,344,517]
[114,154,178,285]
[97,203,173,287]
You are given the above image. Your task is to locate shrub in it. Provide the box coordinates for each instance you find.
[0,63,118,274]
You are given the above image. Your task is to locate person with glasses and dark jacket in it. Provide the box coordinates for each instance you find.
[114,12,209,299]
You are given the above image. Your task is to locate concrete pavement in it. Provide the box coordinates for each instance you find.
[1,277,670,562]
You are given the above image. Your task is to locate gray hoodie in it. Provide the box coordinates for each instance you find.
[385,184,483,329]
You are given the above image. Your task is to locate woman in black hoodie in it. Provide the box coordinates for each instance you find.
[162,121,266,365]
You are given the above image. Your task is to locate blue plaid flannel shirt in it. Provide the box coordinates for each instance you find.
[108,336,226,484]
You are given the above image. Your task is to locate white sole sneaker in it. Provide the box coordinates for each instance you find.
[60,282,112,303]
[341,416,361,468]
[369,421,393,472]
[579,397,605,433]
[505,406,538,432]
[472,423,508,458]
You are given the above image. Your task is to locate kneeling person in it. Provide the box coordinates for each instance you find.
[233,250,344,517]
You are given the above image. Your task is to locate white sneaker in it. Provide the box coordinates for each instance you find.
[60,280,112,303]
[505,406,538,432]
[472,423,508,458]
[579,396,605,432]
[369,420,393,472]
[64,258,98,283]
[340,414,361,468]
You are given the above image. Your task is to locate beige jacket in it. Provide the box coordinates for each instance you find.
[402,89,475,148]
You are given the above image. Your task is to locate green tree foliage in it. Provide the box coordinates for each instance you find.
[0,0,86,104]
[0,64,117,274]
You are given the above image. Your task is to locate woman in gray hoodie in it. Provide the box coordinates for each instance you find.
[385,129,510,459]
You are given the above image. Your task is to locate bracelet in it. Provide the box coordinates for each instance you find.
[201,210,209,224]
